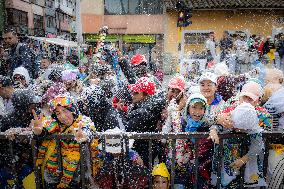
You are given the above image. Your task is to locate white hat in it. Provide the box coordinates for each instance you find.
[98,127,134,154]
[198,72,217,84]
[187,93,207,105]
[13,66,31,85]
[214,62,229,76]
[231,103,262,133]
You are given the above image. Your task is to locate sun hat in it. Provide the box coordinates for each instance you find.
[239,81,263,101]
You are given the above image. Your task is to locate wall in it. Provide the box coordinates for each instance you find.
[82,14,164,34]
[165,10,284,56]
[81,0,103,15]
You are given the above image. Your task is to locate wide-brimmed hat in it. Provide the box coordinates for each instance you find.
[239,81,263,101]
[98,127,134,154]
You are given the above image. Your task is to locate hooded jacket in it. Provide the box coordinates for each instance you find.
[122,92,166,165]
[13,66,31,85]
[6,43,32,78]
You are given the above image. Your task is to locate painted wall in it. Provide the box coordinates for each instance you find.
[164,10,284,56]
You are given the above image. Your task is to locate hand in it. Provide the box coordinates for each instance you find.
[133,156,144,166]
[208,129,219,144]
[177,95,187,111]
[116,99,125,111]
[74,122,87,143]
[230,157,247,170]
[57,181,68,188]
[30,109,44,135]
[217,113,233,129]
[4,128,20,140]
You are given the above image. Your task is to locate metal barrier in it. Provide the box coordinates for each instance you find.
[0,131,283,189]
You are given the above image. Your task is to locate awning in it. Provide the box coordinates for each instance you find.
[165,0,284,10]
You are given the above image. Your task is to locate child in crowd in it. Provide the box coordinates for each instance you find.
[152,163,170,189]
[174,93,213,188]
[31,95,97,188]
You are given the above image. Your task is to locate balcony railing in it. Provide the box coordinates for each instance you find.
[0,131,283,189]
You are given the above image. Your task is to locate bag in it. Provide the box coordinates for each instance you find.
[22,172,36,189]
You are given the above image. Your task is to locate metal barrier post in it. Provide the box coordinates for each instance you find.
[148,139,153,189]
[80,143,87,189]
[216,139,223,189]
[170,139,176,188]
[8,140,19,189]
[194,141,199,189]
[31,138,42,189]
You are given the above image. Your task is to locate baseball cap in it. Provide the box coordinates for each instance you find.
[198,72,217,85]
[168,76,185,92]
[187,93,207,106]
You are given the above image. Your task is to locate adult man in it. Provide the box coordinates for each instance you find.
[121,77,166,166]
[220,31,233,62]
[0,75,15,116]
[3,29,32,78]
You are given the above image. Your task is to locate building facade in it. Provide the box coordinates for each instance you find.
[45,0,57,37]
[164,0,284,58]
[5,0,45,36]
[81,0,165,65]
[55,0,76,40]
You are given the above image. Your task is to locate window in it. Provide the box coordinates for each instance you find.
[6,9,28,26]
[66,0,74,8]
[184,31,212,45]
[104,0,163,15]
[46,0,54,8]
[46,16,55,28]
[104,0,128,15]
[34,14,44,30]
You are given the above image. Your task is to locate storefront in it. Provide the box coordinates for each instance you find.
[84,34,161,62]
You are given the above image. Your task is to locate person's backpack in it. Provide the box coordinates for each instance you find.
[15,43,37,79]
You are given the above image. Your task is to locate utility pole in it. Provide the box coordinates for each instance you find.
[75,0,83,64]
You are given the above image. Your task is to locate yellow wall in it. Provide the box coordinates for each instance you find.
[164,10,284,56]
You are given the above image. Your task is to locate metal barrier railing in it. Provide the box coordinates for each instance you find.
[0,131,283,189]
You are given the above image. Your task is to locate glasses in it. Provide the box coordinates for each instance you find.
[49,96,73,111]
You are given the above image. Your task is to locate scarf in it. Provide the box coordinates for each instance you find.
[185,116,204,132]
[211,93,223,105]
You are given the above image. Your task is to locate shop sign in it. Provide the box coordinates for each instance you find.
[123,35,156,43]
[85,34,119,42]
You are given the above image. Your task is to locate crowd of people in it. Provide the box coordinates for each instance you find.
[183,31,284,80]
[0,27,284,189]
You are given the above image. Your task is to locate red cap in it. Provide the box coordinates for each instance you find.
[130,54,147,65]
[128,77,155,95]
[168,77,185,92]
